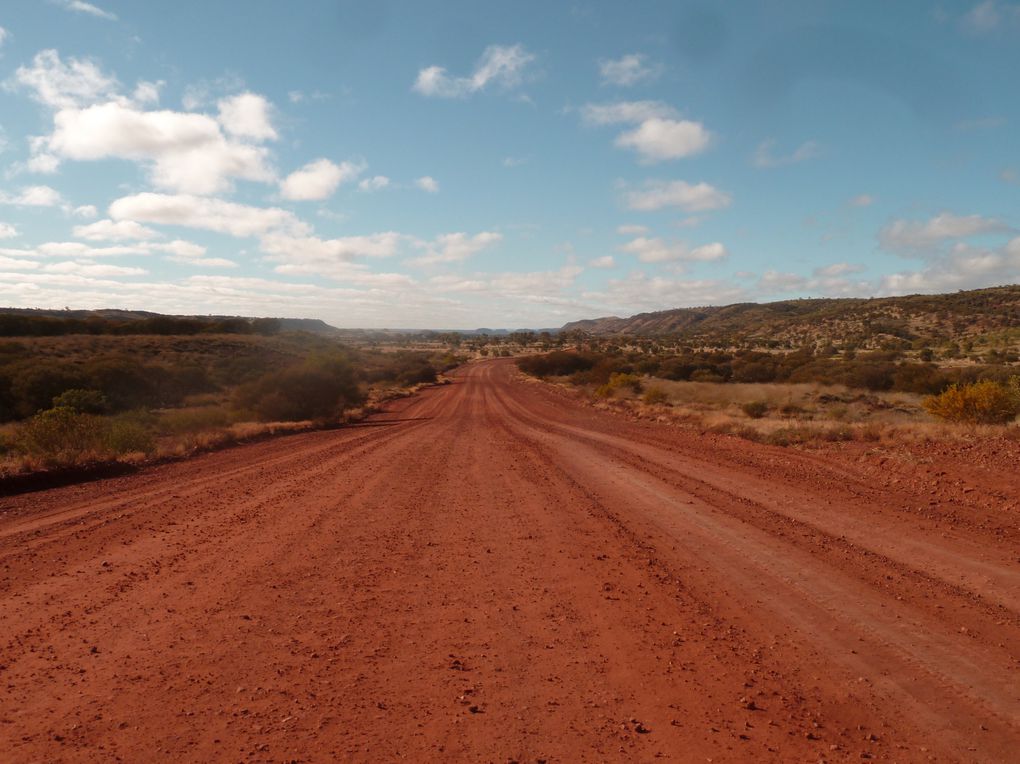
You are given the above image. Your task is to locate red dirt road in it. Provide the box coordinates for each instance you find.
[1,359,1017,762]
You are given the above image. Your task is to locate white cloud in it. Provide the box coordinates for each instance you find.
[581,101,711,162]
[73,218,161,241]
[44,100,274,194]
[280,158,363,200]
[148,239,206,258]
[11,53,277,194]
[358,175,390,192]
[44,261,145,277]
[58,1,117,20]
[25,152,62,174]
[132,80,163,106]
[0,222,18,239]
[850,194,874,207]
[408,232,502,266]
[619,236,728,264]
[688,242,728,261]
[623,180,732,212]
[616,224,649,235]
[413,44,535,98]
[598,54,662,87]
[259,232,409,282]
[0,185,64,207]
[583,272,748,314]
[589,255,615,268]
[752,139,821,168]
[1,241,151,258]
[416,176,439,193]
[72,204,98,218]
[217,92,277,141]
[0,27,8,50]
[879,212,1009,254]
[110,193,308,238]
[8,49,119,109]
[616,117,712,162]
[879,236,1020,294]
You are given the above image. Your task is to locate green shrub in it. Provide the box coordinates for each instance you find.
[52,388,109,414]
[923,379,1020,424]
[15,407,106,464]
[741,400,769,419]
[102,415,155,454]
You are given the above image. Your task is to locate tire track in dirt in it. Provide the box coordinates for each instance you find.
[0,359,1016,762]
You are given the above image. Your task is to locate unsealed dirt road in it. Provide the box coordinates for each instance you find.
[1,360,1017,762]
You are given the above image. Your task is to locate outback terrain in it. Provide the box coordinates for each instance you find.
[0,358,1016,762]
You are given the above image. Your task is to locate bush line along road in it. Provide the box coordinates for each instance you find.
[0,359,1016,761]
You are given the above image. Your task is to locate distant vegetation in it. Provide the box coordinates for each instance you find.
[559,286,1020,350]
[0,318,463,474]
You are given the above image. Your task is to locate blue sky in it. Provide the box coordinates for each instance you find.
[0,0,1018,328]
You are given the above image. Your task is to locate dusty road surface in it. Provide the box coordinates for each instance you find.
[1,360,1017,762]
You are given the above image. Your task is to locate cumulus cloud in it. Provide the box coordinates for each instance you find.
[73,218,161,241]
[413,44,535,98]
[408,232,502,266]
[879,212,1009,254]
[7,49,119,109]
[217,92,277,141]
[110,193,308,238]
[72,204,98,218]
[0,222,18,239]
[616,224,649,235]
[619,235,728,264]
[0,27,8,51]
[622,180,731,212]
[10,52,278,194]
[280,158,363,200]
[0,185,64,207]
[416,176,440,193]
[850,194,874,207]
[44,101,274,194]
[581,100,711,162]
[752,139,821,168]
[598,54,662,86]
[880,237,1020,294]
[588,255,615,268]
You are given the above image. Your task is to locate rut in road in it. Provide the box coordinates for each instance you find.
[0,359,1017,762]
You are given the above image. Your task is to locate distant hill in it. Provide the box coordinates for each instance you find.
[0,308,341,336]
[560,285,1020,346]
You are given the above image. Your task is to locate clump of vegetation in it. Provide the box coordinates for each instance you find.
[594,372,643,399]
[0,324,456,477]
[642,386,670,405]
[741,400,769,419]
[234,353,364,422]
[12,407,156,467]
[923,379,1020,425]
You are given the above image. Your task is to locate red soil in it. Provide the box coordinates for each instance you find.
[1,359,1017,762]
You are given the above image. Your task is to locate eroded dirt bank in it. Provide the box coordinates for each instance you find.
[1,359,1017,762]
